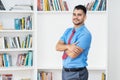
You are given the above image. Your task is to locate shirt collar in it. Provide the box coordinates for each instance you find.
[73,24,85,32]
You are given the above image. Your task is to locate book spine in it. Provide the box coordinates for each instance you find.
[14,19,20,30]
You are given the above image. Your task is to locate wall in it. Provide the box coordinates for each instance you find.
[108,0,120,80]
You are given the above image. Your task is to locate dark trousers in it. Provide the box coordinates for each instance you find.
[62,67,88,80]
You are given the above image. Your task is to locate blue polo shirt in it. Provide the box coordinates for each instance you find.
[60,25,92,68]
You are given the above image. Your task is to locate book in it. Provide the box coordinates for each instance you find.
[0,37,4,49]
[92,0,99,11]
[59,0,64,11]
[2,74,12,80]
[63,1,69,11]
[37,0,42,11]
[0,0,5,10]
[54,0,59,11]
[48,0,54,11]
[3,53,8,67]
[101,73,106,80]
[44,0,50,11]
[86,1,95,11]
[98,0,104,11]
[16,54,22,66]
[0,54,3,67]
[52,0,56,10]
[4,37,8,48]
[0,22,3,30]
[15,37,20,48]
[28,51,33,66]
[14,19,20,30]
[38,71,52,80]
[0,75,2,80]
[26,16,32,30]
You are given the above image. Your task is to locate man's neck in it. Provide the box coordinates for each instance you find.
[74,23,84,28]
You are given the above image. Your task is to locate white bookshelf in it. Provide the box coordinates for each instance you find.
[0,0,107,80]
[37,0,108,80]
[0,66,34,71]
[0,0,36,80]
[37,11,107,80]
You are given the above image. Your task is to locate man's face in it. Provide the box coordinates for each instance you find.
[72,9,86,26]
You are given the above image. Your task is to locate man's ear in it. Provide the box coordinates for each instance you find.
[84,15,87,21]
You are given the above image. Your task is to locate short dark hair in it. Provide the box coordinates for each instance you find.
[74,5,87,15]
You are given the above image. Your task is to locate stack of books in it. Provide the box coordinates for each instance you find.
[85,0,106,11]
[38,71,52,80]
[0,74,12,80]
[37,0,69,11]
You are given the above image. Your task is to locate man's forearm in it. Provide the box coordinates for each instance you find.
[56,42,68,51]
[65,50,79,58]
[65,46,83,58]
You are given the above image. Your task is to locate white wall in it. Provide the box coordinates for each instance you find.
[108,0,120,80]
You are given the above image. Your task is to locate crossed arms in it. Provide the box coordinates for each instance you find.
[56,40,83,59]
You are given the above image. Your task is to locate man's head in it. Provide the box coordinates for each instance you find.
[72,5,87,27]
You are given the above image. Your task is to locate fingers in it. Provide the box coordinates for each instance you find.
[67,44,82,54]
[68,45,81,53]
[72,47,81,54]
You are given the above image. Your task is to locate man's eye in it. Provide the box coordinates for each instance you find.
[78,14,82,16]
[73,14,76,16]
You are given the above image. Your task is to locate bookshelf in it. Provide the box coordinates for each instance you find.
[0,0,36,80]
[37,0,108,80]
[37,11,107,80]
[0,0,107,80]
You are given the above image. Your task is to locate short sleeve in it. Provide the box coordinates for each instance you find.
[76,33,92,49]
[60,28,70,43]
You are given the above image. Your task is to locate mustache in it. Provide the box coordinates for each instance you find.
[73,19,79,21]
[73,18,79,20]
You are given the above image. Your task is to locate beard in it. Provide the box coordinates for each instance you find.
[73,19,84,26]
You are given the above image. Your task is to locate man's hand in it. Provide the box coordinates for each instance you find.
[65,44,83,58]
[66,44,81,54]
[56,40,83,58]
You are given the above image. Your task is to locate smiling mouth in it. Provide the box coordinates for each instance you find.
[74,20,79,22]
[73,18,79,20]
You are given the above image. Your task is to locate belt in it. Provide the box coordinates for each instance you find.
[63,67,86,72]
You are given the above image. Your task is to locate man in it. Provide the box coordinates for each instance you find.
[56,5,92,80]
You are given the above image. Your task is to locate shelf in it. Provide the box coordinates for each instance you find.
[0,30,34,33]
[0,10,34,13]
[37,66,106,71]
[88,11,107,14]
[0,66,34,71]
[37,11,107,14]
[37,11,72,14]
[87,67,107,71]
[37,66,62,70]
[0,48,33,52]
